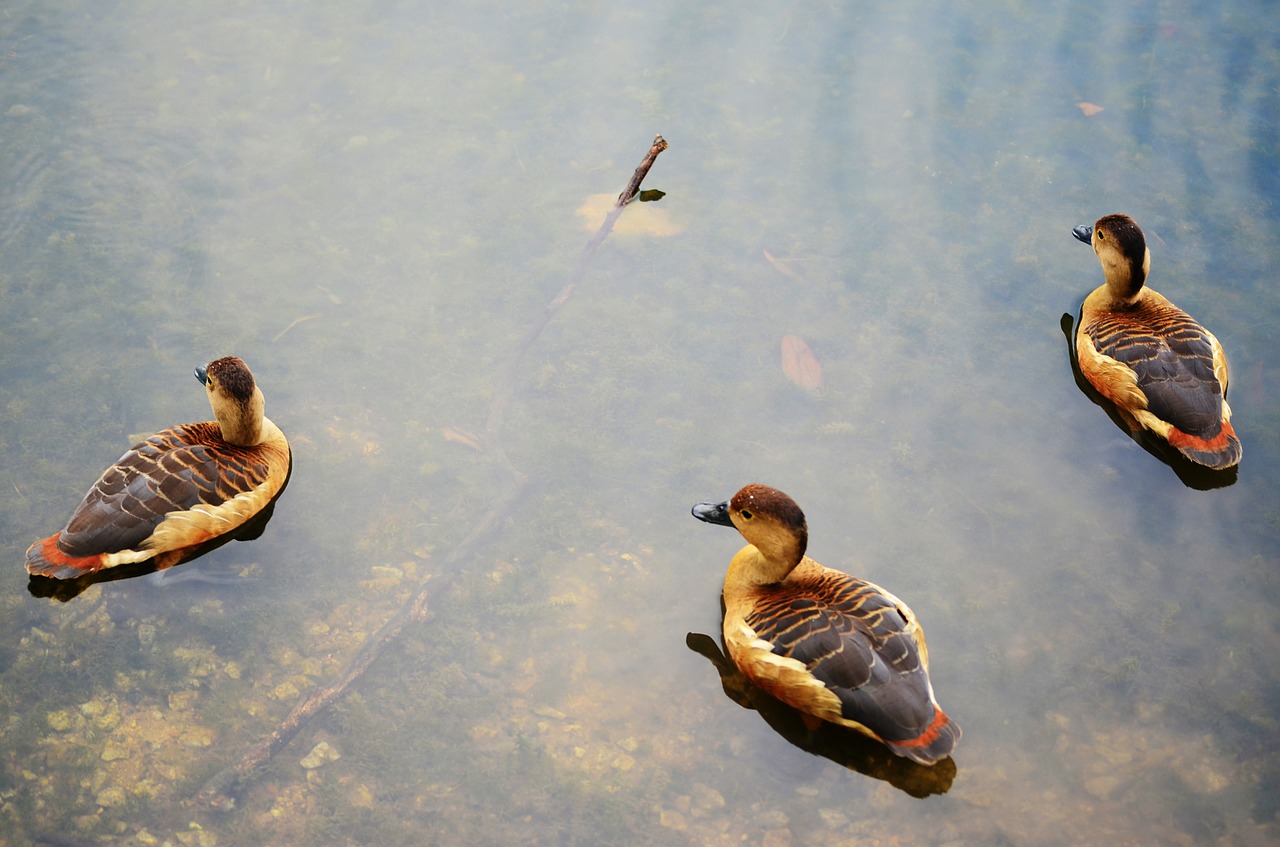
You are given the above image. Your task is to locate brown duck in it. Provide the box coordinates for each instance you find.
[692,484,960,766]
[1073,214,1241,469]
[26,356,291,580]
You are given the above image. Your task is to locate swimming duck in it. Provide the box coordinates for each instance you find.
[25,356,291,580]
[691,484,960,766]
[1073,214,1241,469]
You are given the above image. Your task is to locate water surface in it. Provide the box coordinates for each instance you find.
[1,1,1277,845]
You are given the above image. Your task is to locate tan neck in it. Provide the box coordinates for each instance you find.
[725,543,801,592]
[213,386,268,445]
[1099,244,1151,303]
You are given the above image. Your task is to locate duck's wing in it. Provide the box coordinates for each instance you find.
[744,573,948,752]
[57,423,266,556]
[1083,303,1225,436]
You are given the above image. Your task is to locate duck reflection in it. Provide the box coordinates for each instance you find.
[686,631,957,799]
[1059,312,1237,491]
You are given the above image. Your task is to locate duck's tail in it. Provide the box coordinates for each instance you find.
[25,535,106,581]
[1167,418,1242,470]
[884,706,962,767]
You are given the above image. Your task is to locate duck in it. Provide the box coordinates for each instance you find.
[691,484,960,766]
[26,356,292,580]
[1072,214,1241,469]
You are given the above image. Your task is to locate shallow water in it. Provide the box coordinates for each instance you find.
[1,1,1277,844]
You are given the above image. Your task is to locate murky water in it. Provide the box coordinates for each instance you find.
[1,1,1277,844]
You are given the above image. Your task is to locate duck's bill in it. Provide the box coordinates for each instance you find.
[691,500,732,526]
[1072,225,1093,244]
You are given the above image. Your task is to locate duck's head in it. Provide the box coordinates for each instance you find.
[195,356,267,446]
[1073,213,1150,301]
[693,484,809,582]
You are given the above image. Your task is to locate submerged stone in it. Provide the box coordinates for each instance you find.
[300,740,341,769]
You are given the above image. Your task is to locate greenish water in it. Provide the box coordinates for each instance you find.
[1,1,1277,845]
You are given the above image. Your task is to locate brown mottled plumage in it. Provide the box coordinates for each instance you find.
[1073,214,1241,469]
[692,484,960,766]
[25,357,291,580]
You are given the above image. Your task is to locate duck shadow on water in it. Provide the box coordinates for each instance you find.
[685,631,957,799]
[26,497,280,603]
[1058,312,1238,492]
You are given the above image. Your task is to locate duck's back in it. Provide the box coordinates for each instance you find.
[1082,296,1223,428]
[1079,290,1240,467]
[725,559,959,765]
[26,421,290,578]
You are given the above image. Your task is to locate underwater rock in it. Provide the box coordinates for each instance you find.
[690,782,725,812]
[100,740,131,762]
[658,808,688,830]
[96,786,127,806]
[175,823,217,847]
[46,709,75,732]
[351,783,377,809]
[300,740,341,769]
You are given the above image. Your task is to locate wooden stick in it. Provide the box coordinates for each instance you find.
[617,134,668,206]
[194,134,669,811]
[484,134,667,439]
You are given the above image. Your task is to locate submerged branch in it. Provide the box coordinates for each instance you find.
[484,134,668,439]
[194,133,669,811]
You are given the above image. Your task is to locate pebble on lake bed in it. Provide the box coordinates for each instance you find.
[300,740,341,769]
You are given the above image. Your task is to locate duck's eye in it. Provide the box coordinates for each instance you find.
[739,509,753,520]
[1096,231,1105,241]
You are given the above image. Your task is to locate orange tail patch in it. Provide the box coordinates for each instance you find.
[885,706,961,766]
[1166,419,1242,470]
[25,535,107,580]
